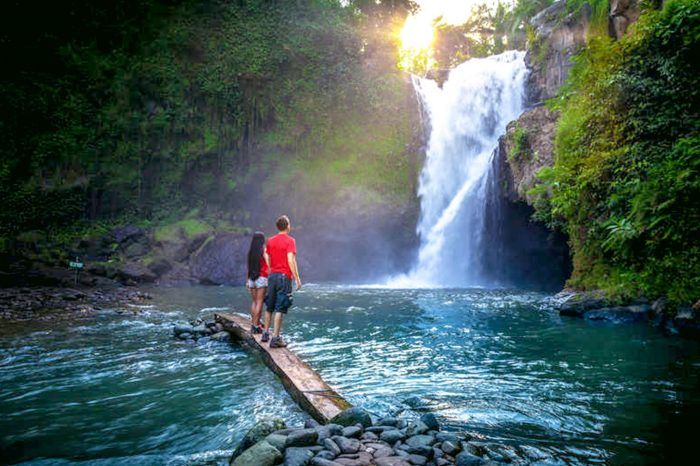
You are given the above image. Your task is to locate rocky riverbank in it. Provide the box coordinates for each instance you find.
[551,290,700,338]
[0,286,152,322]
[230,408,547,466]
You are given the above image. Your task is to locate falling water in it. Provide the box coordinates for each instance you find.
[391,51,527,288]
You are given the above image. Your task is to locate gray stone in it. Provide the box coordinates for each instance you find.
[231,417,287,462]
[405,435,435,449]
[333,436,361,454]
[419,413,440,431]
[455,451,486,466]
[441,440,459,455]
[367,426,394,433]
[316,424,343,442]
[432,447,443,459]
[265,433,288,451]
[330,407,372,428]
[405,421,429,437]
[360,432,378,441]
[177,332,193,340]
[342,426,362,438]
[585,305,651,324]
[377,417,399,427]
[371,446,395,458]
[285,447,315,466]
[374,457,411,466]
[435,433,460,444]
[407,454,428,465]
[190,233,247,285]
[173,324,194,336]
[315,450,338,461]
[461,442,487,457]
[231,440,282,466]
[405,446,433,458]
[311,458,344,466]
[210,331,231,341]
[286,428,319,447]
[380,429,405,444]
[305,419,322,428]
[324,438,342,456]
[436,459,451,466]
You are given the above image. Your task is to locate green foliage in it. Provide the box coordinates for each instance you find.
[533,0,700,302]
[508,126,530,161]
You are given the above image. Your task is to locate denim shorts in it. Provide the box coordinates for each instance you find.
[265,273,293,314]
[246,276,268,289]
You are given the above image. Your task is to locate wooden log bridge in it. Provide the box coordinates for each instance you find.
[214,312,352,424]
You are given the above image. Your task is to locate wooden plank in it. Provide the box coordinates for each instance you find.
[215,312,352,424]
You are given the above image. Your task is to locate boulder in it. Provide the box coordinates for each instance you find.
[265,433,288,451]
[286,428,319,447]
[419,413,439,432]
[330,407,372,428]
[116,262,156,284]
[455,452,486,466]
[341,426,362,438]
[210,331,231,342]
[405,435,435,449]
[190,234,247,285]
[404,421,429,437]
[584,305,651,324]
[231,440,282,466]
[374,457,411,466]
[230,417,287,462]
[333,436,360,454]
[147,258,172,277]
[284,447,315,466]
[380,430,405,444]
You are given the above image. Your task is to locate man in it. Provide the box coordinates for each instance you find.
[262,215,302,348]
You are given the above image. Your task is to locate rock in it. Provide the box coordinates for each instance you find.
[190,234,247,285]
[342,426,362,438]
[380,430,405,444]
[330,407,372,428]
[360,432,378,441]
[455,451,486,466]
[333,436,361,454]
[526,0,591,103]
[324,438,342,456]
[584,305,651,324]
[192,323,208,334]
[377,417,399,427]
[406,454,427,466]
[197,336,211,344]
[210,331,231,342]
[316,424,344,442]
[435,433,460,444]
[311,458,344,466]
[173,324,194,336]
[265,433,288,451]
[177,332,193,340]
[231,440,282,466]
[366,426,394,433]
[405,435,435,449]
[116,262,156,284]
[374,457,411,466]
[651,297,668,317]
[314,451,339,462]
[609,0,641,39]
[286,429,320,447]
[305,419,322,428]
[147,258,172,276]
[419,413,439,431]
[405,421,429,437]
[441,440,459,456]
[371,446,395,458]
[285,447,315,466]
[461,442,487,458]
[230,417,287,462]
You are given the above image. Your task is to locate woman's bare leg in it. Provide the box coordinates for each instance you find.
[253,287,266,327]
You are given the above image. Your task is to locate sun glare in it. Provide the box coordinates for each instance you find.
[398,0,501,72]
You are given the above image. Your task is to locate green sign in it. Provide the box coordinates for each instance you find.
[69,261,84,269]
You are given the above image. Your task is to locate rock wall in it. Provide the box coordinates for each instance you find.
[525,0,591,104]
[609,0,642,39]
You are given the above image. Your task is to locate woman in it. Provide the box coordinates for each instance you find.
[246,231,269,334]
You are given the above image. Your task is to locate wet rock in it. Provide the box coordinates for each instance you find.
[374,457,411,466]
[147,258,172,277]
[117,262,157,284]
[230,417,286,462]
[210,331,231,342]
[190,234,247,285]
[333,436,361,454]
[231,440,281,466]
[585,304,651,324]
[380,430,405,444]
[405,435,435,449]
[371,446,395,458]
[406,454,427,466]
[316,424,344,442]
[284,447,315,466]
[305,419,322,428]
[360,432,378,441]
[342,426,362,438]
[441,440,460,456]
[330,407,372,428]
[311,458,344,466]
[377,417,399,427]
[435,433,460,444]
[286,429,319,447]
[173,324,194,336]
[177,332,193,340]
[405,421,429,437]
[324,438,342,456]
[265,433,287,451]
[455,451,486,466]
[314,451,339,462]
[419,413,440,431]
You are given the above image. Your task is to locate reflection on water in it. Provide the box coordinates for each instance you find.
[1,285,700,465]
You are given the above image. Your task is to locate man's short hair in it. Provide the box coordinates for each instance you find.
[276,215,290,231]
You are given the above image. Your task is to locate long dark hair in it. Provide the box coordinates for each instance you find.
[247,231,266,280]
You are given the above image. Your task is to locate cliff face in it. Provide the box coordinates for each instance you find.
[525,1,591,104]
[609,0,642,39]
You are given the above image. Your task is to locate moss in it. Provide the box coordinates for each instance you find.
[153,219,212,243]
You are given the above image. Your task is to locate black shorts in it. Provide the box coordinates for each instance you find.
[265,273,293,314]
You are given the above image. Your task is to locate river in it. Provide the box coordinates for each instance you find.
[1,285,699,465]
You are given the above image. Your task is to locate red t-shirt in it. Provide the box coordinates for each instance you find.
[265,233,296,279]
[259,255,269,278]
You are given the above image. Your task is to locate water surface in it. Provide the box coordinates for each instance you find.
[1,285,699,465]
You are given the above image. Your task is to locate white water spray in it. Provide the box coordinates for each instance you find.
[390,51,527,288]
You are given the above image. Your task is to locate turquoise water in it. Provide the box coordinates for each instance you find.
[2,285,699,465]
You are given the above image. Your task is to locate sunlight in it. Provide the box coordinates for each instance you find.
[398,0,503,72]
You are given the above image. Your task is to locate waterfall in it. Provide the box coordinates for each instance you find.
[391,51,527,288]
